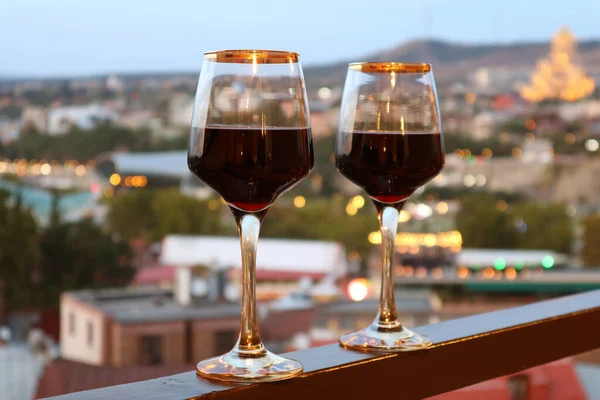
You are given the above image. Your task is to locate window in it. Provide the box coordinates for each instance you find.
[86,321,93,347]
[140,335,164,365]
[69,312,76,335]
[214,330,237,356]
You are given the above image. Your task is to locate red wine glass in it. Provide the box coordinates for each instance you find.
[188,50,313,382]
[336,62,444,352]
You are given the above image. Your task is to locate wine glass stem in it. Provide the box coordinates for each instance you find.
[376,205,401,330]
[236,213,264,353]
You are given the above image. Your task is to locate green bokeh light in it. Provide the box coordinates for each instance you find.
[494,258,506,270]
[542,255,555,269]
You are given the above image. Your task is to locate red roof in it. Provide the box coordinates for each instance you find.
[35,359,194,398]
[428,358,586,400]
[132,265,175,285]
[133,265,326,286]
[254,270,326,280]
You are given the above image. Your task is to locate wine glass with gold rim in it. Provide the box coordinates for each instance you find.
[188,50,313,382]
[335,62,444,352]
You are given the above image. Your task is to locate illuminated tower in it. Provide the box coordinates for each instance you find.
[520,27,595,102]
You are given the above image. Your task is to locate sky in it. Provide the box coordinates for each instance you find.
[1,0,599,77]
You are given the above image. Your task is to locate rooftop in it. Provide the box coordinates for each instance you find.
[67,286,240,324]
[97,151,189,179]
[319,291,438,315]
[67,285,438,325]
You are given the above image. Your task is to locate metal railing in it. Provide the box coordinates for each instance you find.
[44,290,600,400]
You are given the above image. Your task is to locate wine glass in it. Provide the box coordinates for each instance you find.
[188,50,313,382]
[335,62,444,352]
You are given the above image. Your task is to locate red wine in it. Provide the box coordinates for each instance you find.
[336,131,444,204]
[188,126,313,212]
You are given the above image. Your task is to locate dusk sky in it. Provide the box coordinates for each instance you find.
[1,0,599,76]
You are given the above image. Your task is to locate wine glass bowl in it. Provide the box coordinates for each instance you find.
[336,62,444,352]
[188,50,312,382]
[189,50,313,214]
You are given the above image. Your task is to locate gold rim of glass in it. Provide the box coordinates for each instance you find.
[204,49,299,64]
[349,62,432,73]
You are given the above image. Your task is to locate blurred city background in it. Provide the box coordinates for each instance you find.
[1,0,600,398]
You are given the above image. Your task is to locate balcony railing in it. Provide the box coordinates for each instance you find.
[44,290,600,400]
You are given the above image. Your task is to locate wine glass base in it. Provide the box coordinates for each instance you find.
[339,324,432,353]
[197,349,303,383]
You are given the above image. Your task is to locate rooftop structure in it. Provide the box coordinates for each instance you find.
[67,287,240,324]
[160,235,348,279]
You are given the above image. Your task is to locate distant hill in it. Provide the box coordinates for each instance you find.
[303,38,600,88]
[2,38,600,88]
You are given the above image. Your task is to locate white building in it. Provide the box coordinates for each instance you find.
[106,74,124,92]
[160,235,348,303]
[47,104,117,135]
[522,138,553,164]
[21,106,48,132]
[437,154,551,194]
[558,100,600,122]
[552,157,600,204]
[116,110,155,130]
[168,94,194,127]
[470,111,511,141]
[469,66,532,93]
[101,151,189,180]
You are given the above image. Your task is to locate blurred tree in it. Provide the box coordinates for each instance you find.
[512,203,572,253]
[106,189,155,241]
[0,190,40,308]
[455,194,518,249]
[421,187,524,202]
[456,194,573,253]
[0,189,134,308]
[262,197,378,263]
[546,132,585,154]
[0,105,22,119]
[107,189,225,242]
[6,129,49,160]
[498,119,525,133]
[36,195,134,306]
[3,123,164,161]
[155,133,189,151]
[20,91,58,107]
[582,215,600,267]
[151,189,224,241]
[312,135,338,196]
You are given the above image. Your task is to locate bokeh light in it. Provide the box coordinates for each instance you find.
[109,173,121,186]
[293,196,306,208]
[347,278,369,302]
[542,255,555,269]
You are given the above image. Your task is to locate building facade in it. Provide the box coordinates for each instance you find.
[60,288,239,367]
